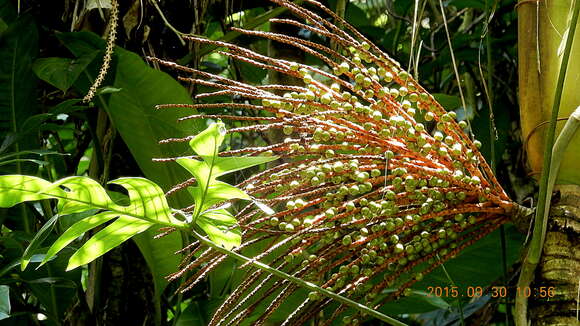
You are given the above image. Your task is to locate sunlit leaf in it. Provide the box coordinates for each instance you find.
[0,175,184,270]
[188,121,226,161]
[197,209,241,250]
[21,214,59,271]
[67,216,151,270]
[40,211,118,268]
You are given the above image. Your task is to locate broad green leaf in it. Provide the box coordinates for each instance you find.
[32,52,98,92]
[408,290,451,310]
[0,285,9,320]
[432,93,461,111]
[67,216,151,270]
[188,121,226,161]
[212,155,279,177]
[40,211,118,267]
[197,209,241,250]
[0,175,184,270]
[0,12,39,172]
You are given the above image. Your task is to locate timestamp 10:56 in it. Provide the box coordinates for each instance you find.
[426,286,556,298]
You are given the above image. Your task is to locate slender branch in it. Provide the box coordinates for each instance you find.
[148,0,186,46]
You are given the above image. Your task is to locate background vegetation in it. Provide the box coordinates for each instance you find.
[0,0,543,325]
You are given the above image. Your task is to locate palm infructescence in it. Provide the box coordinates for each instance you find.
[151,0,523,324]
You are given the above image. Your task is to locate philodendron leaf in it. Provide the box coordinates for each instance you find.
[197,209,241,250]
[188,121,226,161]
[175,121,278,249]
[0,175,185,271]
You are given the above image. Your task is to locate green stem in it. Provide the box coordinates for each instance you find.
[189,229,408,326]
[438,258,465,326]
[192,139,218,224]
[515,2,580,323]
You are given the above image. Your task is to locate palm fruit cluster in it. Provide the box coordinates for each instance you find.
[151,0,519,324]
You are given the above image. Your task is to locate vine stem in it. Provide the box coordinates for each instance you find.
[188,229,408,326]
[514,1,580,322]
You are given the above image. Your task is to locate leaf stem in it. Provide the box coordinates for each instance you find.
[515,2,580,323]
[192,135,219,224]
[189,229,408,326]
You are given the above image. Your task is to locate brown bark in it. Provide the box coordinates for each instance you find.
[530,185,580,326]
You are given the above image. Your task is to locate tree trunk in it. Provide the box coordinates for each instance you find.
[529,185,580,326]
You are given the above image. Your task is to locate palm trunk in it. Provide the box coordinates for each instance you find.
[529,185,580,325]
[518,1,580,325]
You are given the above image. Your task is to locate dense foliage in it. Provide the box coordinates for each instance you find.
[0,0,536,325]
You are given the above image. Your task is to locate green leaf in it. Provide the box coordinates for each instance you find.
[197,209,241,250]
[0,12,39,173]
[0,158,48,167]
[0,285,9,320]
[0,175,61,207]
[21,213,59,271]
[32,52,98,92]
[40,211,118,267]
[0,175,184,270]
[176,157,211,189]
[212,156,279,177]
[188,181,250,215]
[432,93,461,111]
[67,216,151,270]
[178,122,269,248]
[53,176,114,215]
[188,121,226,161]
